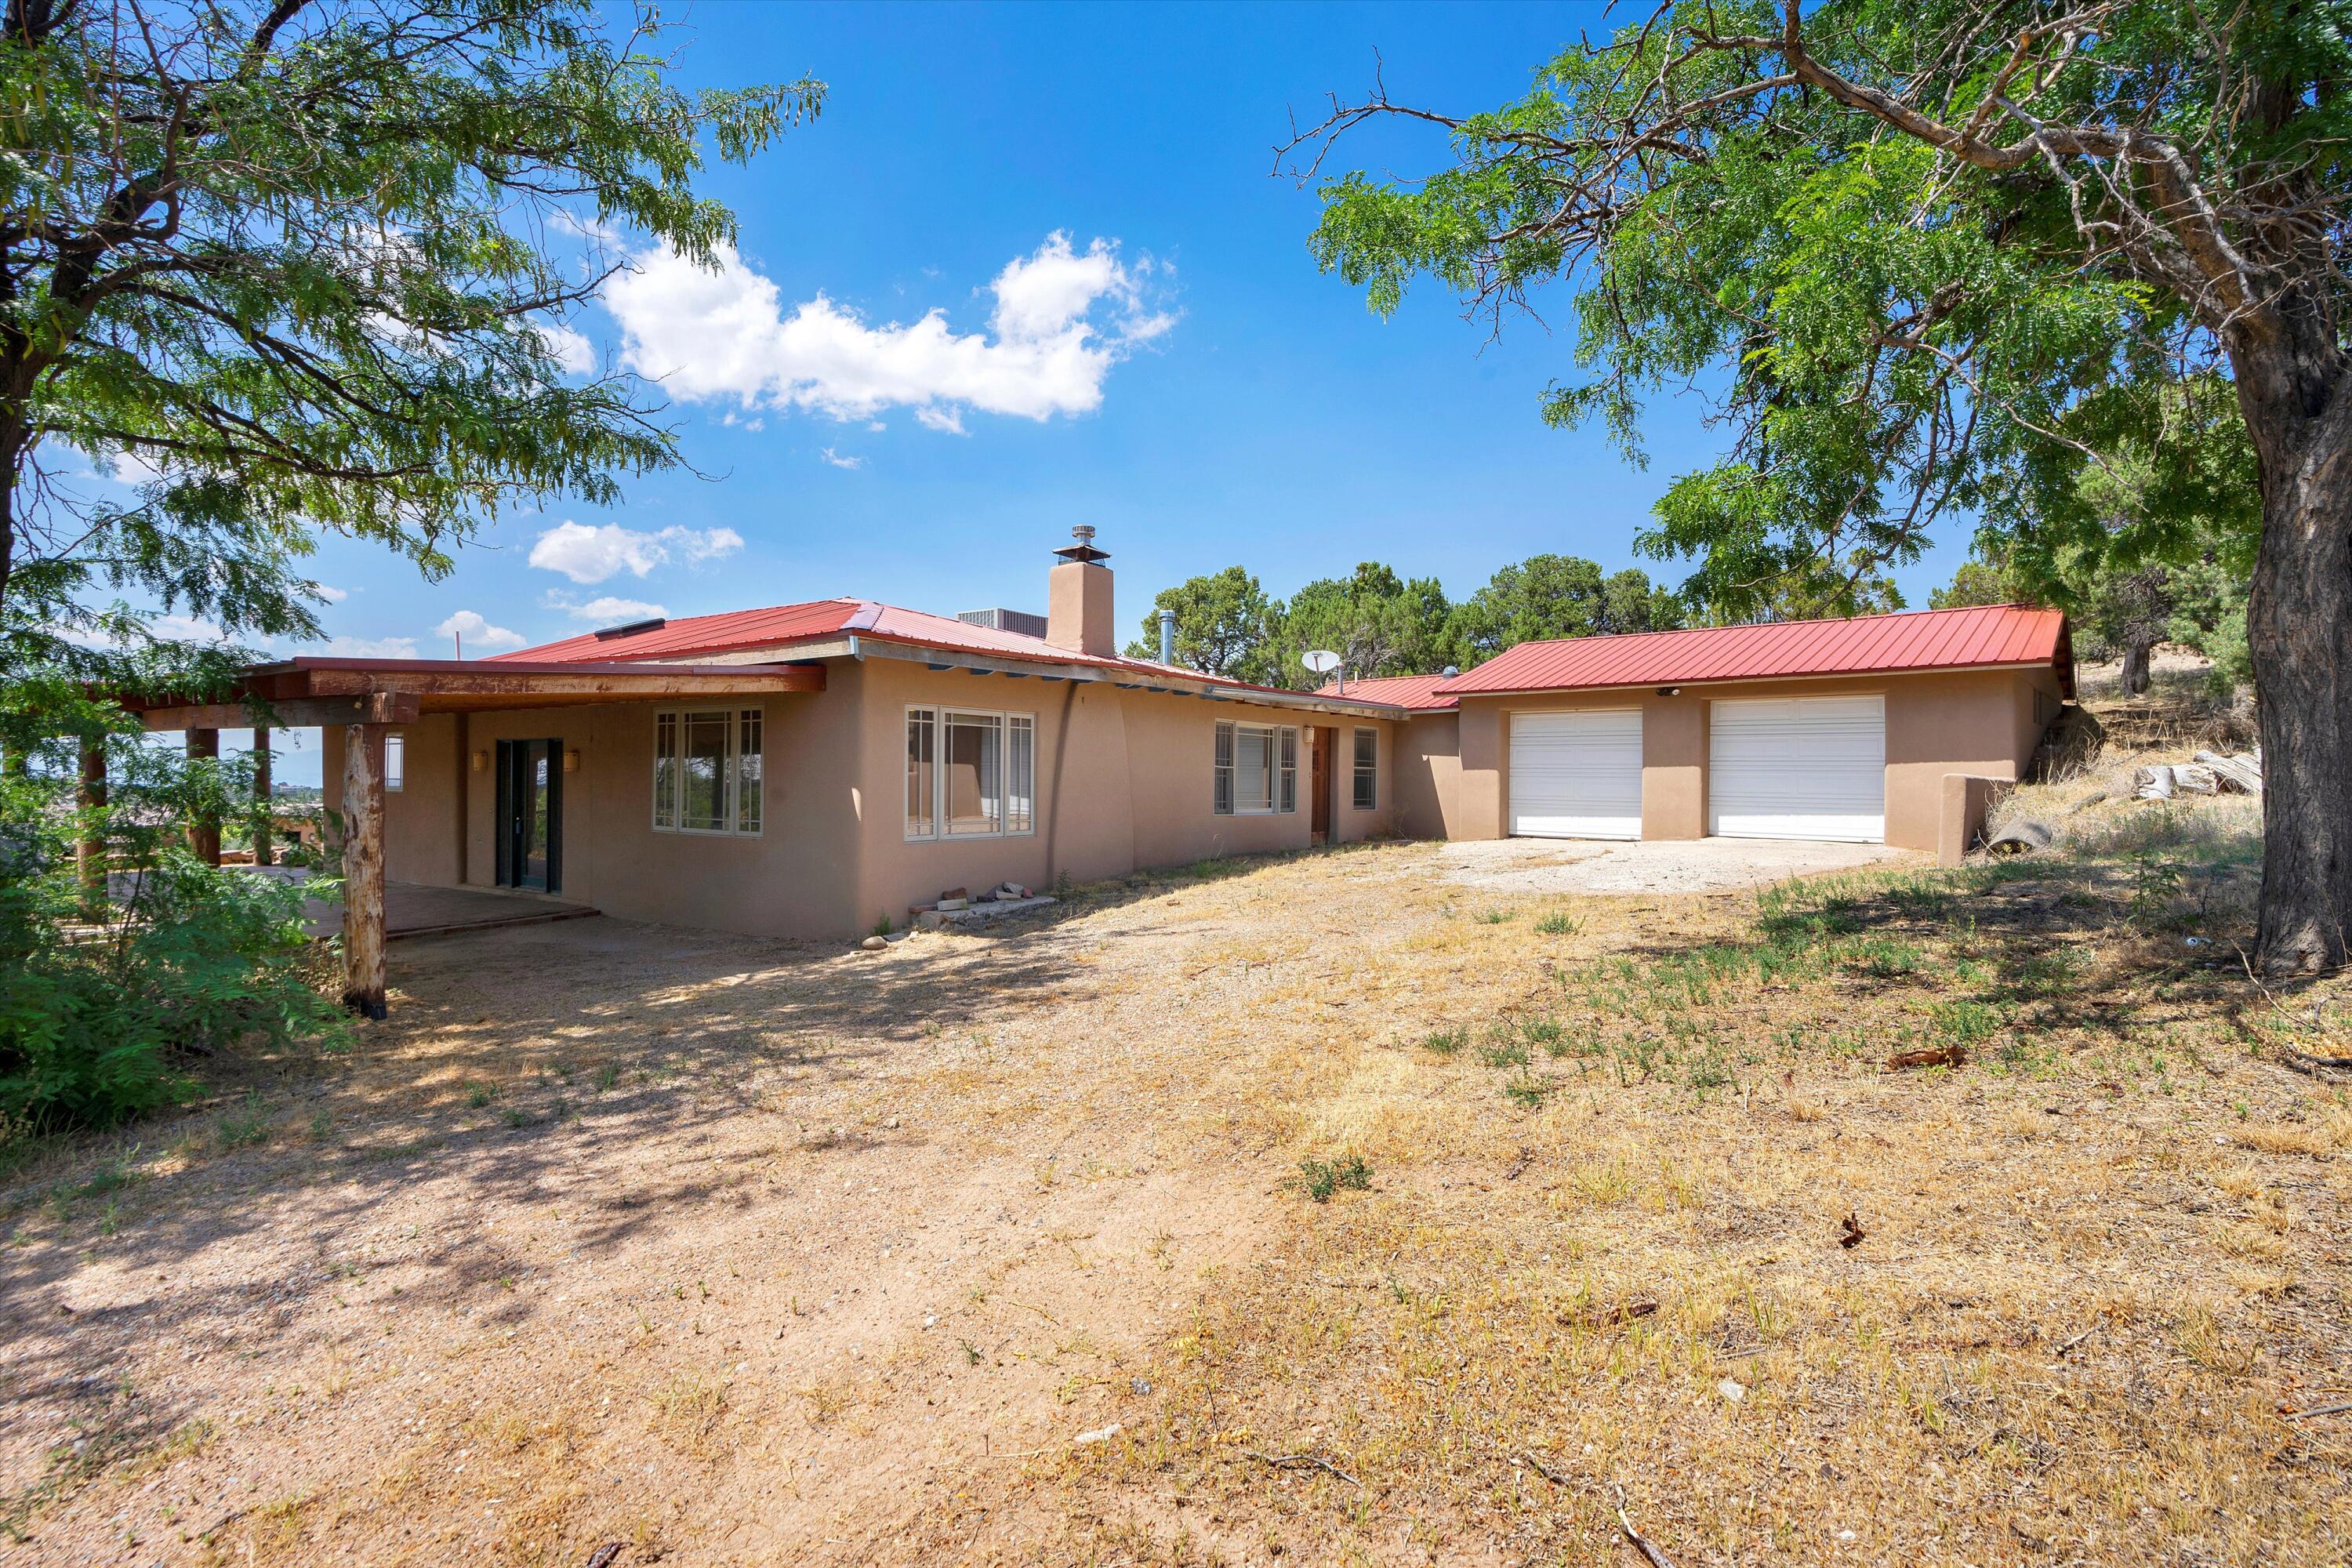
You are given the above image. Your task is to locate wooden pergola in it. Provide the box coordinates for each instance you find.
[114,656,825,1018]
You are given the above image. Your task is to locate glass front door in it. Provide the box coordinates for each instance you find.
[494,739,562,893]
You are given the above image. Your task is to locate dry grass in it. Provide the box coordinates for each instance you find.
[5,753,2350,1564]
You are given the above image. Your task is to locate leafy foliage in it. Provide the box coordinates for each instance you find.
[1287,2,2310,621]
[0,743,345,1134]
[1124,565,1280,681]
[1134,554,1682,688]
[0,0,818,671]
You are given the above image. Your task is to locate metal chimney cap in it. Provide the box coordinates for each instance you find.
[1052,524,1110,564]
[1443,665,1460,677]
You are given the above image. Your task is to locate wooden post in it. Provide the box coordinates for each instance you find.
[185,727,221,865]
[341,722,389,1018]
[251,727,273,866]
[77,742,108,915]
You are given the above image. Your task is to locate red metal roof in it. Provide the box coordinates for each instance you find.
[483,598,866,664]
[485,597,1407,710]
[1436,605,2070,696]
[1314,674,1459,711]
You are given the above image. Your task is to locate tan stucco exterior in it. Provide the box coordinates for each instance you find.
[323,596,2063,938]
[1446,665,2064,853]
[328,651,1400,941]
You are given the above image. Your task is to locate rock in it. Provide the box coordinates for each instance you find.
[1073,1422,1123,1446]
[938,886,967,902]
[936,897,967,912]
[1718,1378,1746,1404]
[860,935,887,951]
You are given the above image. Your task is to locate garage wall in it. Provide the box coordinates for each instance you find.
[1451,666,2063,851]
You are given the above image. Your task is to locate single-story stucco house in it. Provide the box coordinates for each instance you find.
[119,530,2073,985]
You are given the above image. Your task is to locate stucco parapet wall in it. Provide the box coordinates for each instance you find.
[633,636,1412,719]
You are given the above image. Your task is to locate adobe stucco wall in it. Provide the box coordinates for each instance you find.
[1395,713,1465,840]
[849,659,1394,928]
[328,656,1399,941]
[326,673,867,940]
[1450,667,2063,851]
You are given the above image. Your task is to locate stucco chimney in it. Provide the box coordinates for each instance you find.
[1047,526,1115,657]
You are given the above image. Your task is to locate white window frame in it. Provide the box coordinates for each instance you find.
[904,706,1037,842]
[1213,720,1299,816]
[383,732,405,793]
[1352,727,1377,811]
[652,705,764,837]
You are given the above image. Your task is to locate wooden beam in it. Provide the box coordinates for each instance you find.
[140,693,419,731]
[78,742,107,915]
[341,722,389,1019]
[303,666,825,698]
[252,728,272,866]
[186,728,220,866]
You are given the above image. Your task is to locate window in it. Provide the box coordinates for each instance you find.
[1213,721,1299,815]
[906,706,1035,840]
[383,733,405,793]
[1352,728,1377,811]
[652,707,764,835]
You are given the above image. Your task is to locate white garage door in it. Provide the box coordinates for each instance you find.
[1510,710,1644,840]
[1709,695,1886,842]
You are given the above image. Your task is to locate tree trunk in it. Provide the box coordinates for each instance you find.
[2121,638,2154,697]
[2234,344,2352,975]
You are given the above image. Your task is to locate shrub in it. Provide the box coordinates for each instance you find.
[1,814,346,1134]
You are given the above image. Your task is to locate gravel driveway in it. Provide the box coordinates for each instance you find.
[1429,834,1914,895]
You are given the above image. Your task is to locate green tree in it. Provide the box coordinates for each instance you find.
[1288,2,2349,972]
[1443,554,1679,668]
[1272,562,1450,688]
[1123,566,1278,682]
[0,0,818,670]
[0,0,815,1130]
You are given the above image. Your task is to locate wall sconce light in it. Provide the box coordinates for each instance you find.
[1657,685,1683,697]
[564,748,583,774]
[471,750,489,772]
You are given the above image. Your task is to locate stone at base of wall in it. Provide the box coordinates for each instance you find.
[913,895,1058,931]
[1940,774,2005,868]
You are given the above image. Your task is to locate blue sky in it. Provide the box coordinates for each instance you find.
[151,2,1976,782]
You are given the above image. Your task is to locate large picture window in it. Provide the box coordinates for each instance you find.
[653,707,764,836]
[1352,727,1377,811]
[1213,720,1300,816]
[906,706,1036,840]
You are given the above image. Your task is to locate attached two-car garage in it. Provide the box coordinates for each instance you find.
[1507,693,1887,844]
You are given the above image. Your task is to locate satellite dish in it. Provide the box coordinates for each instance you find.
[1301,649,1342,675]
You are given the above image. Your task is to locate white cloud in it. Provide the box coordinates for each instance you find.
[818,446,865,470]
[544,592,667,623]
[150,614,231,644]
[603,231,1171,430]
[527,520,743,584]
[434,610,526,652]
[541,321,597,375]
[312,584,350,603]
[322,633,419,659]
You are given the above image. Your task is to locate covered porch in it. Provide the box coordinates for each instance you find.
[111,655,825,1017]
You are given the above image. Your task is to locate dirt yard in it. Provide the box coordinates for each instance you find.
[3,799,2348,1566]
